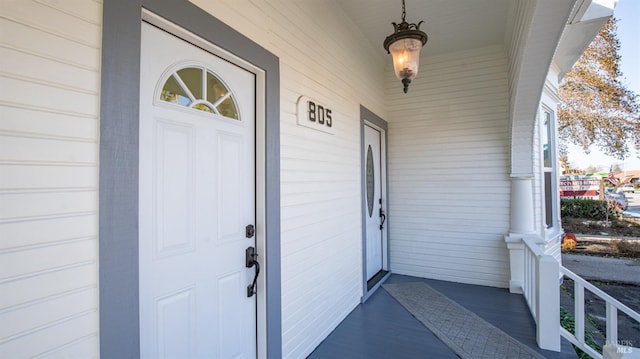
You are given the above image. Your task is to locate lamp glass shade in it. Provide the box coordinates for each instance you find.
[389,37,422,81]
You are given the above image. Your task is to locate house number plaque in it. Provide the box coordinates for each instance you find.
[296,95,334,134]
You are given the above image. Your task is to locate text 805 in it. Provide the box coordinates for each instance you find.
[307,101,332,127]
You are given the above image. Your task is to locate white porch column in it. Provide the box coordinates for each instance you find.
[509,176,535,233]
[504,176,535,293]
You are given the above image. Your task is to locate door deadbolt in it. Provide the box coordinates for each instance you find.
[246,224,255,238]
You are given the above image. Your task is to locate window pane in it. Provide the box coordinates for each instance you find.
[193,103,214,113]
[206,72,227,104]
[217,96,239,119]
[159,67,239,120]
[161,75,190,106]
[545,171,553,227]
[177,67,203,99]
[206,71,239,120]
[543,109,554,228]
[366,145,375,217]
[543,111,552,168]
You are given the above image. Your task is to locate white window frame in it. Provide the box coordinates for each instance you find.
[540,105,560,233]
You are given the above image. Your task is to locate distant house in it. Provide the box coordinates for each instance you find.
[0,0,616,357]
[615,170,640,184]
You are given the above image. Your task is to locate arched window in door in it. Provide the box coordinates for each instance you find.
[159,65,239,120]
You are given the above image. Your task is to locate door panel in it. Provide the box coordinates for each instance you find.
[154,287,195,358]
[139,22,256,358]
[364,125,383,280]
[154,121,195,257]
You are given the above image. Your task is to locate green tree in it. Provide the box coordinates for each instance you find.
[558,18,640,160]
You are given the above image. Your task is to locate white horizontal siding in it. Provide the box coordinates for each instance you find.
[0,106,98,141]
[0,0,101,357]
[386,46,511,288]
[0,312,97,358]
[189,1,386,357]
[0,19,100,72]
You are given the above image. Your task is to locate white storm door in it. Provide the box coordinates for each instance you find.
[364,125,383,280]
[139,22,257,359]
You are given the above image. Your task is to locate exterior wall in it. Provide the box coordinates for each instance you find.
[0,0,102,357]
[385,45,511,288]
[1,0,383,356]
[188,1,386,358]
[0,0,578,357]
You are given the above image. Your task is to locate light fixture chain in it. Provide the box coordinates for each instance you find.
[401,0,406,22]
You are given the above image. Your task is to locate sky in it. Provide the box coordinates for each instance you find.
[565,0,640,172]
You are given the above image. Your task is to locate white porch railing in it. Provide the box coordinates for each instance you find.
[560,266,640,359]
[521,236,640,358]
[521,236,560,351]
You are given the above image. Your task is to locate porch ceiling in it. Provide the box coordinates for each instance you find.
[338,0,510,59]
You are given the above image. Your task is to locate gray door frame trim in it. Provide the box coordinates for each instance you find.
[99,1,281,357]
[360,106,390,302]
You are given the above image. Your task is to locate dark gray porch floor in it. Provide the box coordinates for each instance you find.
[308,274,577,359]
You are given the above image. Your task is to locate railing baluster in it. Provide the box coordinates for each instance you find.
[529,251,535,317]
[575,281,585,344]
[532,255,537,319]
[531,251,536,316]
[526,252,530,306]
[606,302,617,346]
[524,250,530,305]
[528,252,531,296]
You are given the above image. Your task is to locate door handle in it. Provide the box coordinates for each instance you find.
[379,198,386,230]
[245,246,260,297]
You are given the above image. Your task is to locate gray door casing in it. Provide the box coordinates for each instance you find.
[99,1,281,357]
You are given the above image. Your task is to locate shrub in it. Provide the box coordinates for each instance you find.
[561,199,620,220]
[614,240,640,256]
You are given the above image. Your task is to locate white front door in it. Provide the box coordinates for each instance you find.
[364,125,384,280]
[139,22,257,358]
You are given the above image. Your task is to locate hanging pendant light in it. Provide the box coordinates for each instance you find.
[383,0,428,94]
